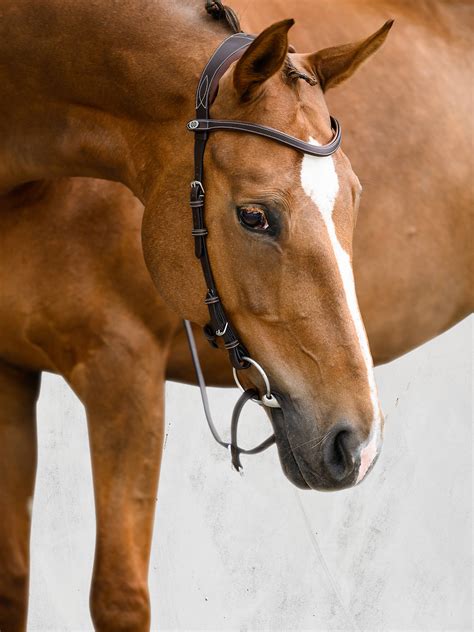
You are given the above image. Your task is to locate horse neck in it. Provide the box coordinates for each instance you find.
[0,0,228,201]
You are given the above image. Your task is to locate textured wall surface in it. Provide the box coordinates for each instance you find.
[29,317,472,631]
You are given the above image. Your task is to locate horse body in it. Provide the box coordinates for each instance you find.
[0,1,471,630]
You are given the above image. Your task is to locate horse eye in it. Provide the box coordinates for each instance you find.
[237,205,270,231]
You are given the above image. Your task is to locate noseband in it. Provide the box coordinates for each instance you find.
[184,32,341,472]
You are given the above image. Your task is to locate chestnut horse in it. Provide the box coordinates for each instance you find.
[0,1,471,631]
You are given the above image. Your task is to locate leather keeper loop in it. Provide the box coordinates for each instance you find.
[190,199,204,208]
[224,339,240,350]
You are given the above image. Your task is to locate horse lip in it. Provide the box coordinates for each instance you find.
[268,399,312,490]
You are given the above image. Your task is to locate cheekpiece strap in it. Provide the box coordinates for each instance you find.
[190,34,255,370]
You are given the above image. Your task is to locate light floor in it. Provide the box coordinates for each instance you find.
[29,316,472,631]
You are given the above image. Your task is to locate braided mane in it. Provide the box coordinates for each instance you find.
[205,1,242,33]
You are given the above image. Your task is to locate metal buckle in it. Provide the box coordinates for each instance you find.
[190,180,205,195]
[187,119,200,130]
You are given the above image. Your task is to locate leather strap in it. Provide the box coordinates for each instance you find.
[188,116,341,157]
[190,34,258,370]
[230,389,276,471]
[183,320,276,472]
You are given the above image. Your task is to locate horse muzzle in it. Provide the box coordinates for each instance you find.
[269,397,382,491]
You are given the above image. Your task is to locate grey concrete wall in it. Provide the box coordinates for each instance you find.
[29,316,472,631]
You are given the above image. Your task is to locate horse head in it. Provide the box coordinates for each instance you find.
[142,17,393,490]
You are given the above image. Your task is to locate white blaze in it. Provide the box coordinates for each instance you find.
[300,138,381,483]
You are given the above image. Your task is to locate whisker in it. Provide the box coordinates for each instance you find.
[278,427,333,463]
[291,428,333,453]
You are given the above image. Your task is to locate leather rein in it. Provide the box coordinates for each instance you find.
[184,33,342,472]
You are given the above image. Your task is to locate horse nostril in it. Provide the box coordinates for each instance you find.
[322,424,359,482]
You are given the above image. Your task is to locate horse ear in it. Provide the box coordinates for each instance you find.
[309,20,394,92]
[233,19,294,101]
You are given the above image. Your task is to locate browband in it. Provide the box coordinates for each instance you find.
[187,117,341,156]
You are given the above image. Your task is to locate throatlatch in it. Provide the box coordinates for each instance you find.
[184,31,342,472]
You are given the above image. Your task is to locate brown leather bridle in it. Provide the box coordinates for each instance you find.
[184,33,342,472]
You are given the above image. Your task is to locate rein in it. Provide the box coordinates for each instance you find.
[184,32,342,472]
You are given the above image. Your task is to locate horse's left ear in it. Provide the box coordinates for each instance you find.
[309,20,394,92]
[233,19,295,101]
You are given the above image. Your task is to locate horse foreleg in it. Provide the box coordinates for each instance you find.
[0,361,39,632]
[69,334,167,632]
